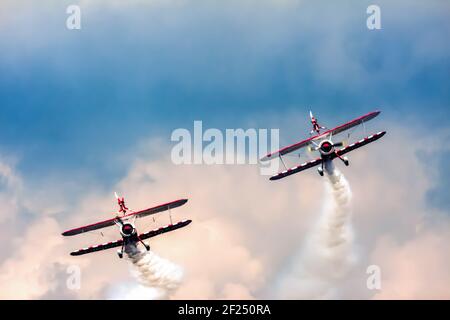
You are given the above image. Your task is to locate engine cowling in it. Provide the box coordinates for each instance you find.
[318,139,335,156]
[120,223,136,237]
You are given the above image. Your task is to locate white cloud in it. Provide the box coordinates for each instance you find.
[0,120,449,299]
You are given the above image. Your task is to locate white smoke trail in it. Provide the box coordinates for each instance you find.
[276,168,356,299]
[123,244,184,299]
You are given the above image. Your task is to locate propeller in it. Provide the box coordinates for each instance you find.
[309,140,345,153]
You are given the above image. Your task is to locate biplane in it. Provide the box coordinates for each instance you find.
[261,110,386,180]
[62,193,192,258]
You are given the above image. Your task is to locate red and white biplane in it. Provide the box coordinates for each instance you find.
[62,193,192,258]
[261,110,386,180]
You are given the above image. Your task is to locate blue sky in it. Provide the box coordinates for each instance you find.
[0,0,449,198]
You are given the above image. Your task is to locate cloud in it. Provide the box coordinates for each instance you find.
[0,217,71,299]
[0,158,22,223]
[0,118,449,299]
[370,230,450,299]
[426,150,450,212]
[0,117,449,299]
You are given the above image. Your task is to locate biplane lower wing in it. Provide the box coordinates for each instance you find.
[260,111,381,162]
[70,238,124,256]
[270,158,323,181]
[62,199,188,236]
[270,131,386,181]
[70,220,192,256]
[331,131,386,158]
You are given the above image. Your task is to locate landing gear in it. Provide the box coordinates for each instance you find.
[137,235,150,251]
[117,242,124,259]
[335,152,349,167]
[317,166,324,176]
[343,156,349,166]
[140,241,150,251]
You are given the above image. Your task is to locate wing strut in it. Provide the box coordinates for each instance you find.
[169,207,173,225]
[279,155,288,170]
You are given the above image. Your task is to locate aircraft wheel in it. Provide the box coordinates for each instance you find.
[317,168,324,176]
[344,157,349,166]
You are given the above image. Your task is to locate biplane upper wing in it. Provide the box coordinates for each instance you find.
[260,111,381,162]
[322,110,380,137]
[62,199,188,236]
[139,219,192,241]
[70,238,123,256]
[62,219,117,237]
[127,199,188,220]
[270,131,386,181]
[69,220,192,256]
[260,137,314,162]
